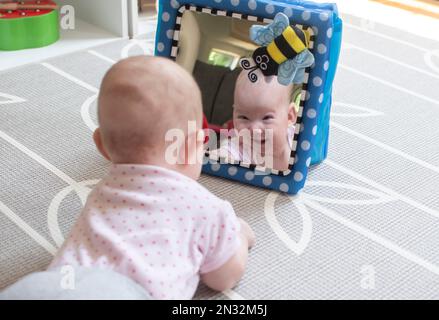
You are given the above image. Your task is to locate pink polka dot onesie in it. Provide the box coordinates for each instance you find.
[48,164,242,299]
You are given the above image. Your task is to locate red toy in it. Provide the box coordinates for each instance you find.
[0,1,57,18]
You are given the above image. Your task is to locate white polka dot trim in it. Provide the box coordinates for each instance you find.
[228,166,238,176]
[312,27,318,36]
[248,0,257,10]
[211,163,221,172]
[313,76,322,87]
[283,7,292,17]
[319,12,329,21]
[327,28,333,39]
[170,0,180,9]
[301,140,311,151]
[294,172,304,182]
[162,12,170,22]
[231,0,239,6]
[302,11,311,21]
[307,108,317,119]
[279,183,289,192]
[262,176,272,186]
[265,4,274,14]
[245,171,255,181]
[317,44,327,54]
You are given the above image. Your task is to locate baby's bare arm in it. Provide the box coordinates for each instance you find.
[201,219,255,292]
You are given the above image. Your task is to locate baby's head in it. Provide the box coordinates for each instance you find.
[94,56,204,180]
[233,69,297,169]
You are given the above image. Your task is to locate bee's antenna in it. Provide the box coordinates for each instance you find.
[240,58,259,83]
[240,58,253,70]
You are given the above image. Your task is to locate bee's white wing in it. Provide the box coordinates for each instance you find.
[278,60,299,86]
[278,50,315,85]
[250,12,290,46]
[250,25,275,46]
[271,12,290,37]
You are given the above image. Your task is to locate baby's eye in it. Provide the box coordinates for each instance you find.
[238,115,249,120]
[263,115,274,121]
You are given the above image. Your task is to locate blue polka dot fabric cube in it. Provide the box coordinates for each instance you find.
[154,0,343,194]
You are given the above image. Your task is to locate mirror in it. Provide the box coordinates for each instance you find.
[175,9,311,173]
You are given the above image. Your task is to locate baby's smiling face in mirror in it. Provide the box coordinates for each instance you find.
[232,70,297,170]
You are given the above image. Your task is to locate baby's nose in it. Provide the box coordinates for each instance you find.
[249,123,265,139]
[249,121,263,131]
[249,121,264,132]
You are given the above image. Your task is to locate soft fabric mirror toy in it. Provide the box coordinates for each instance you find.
[240,12,315,86]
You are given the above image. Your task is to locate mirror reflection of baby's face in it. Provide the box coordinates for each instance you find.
[233,72,296,158]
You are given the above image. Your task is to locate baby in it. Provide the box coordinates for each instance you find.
[212,69,297,171]
[46,56,255,299]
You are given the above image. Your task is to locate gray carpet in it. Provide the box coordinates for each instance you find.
[1,14,439,299]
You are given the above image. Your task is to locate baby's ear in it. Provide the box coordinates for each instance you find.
[288,102,298,124]
[93,128,111,161]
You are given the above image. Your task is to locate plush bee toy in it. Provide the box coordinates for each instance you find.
[240,12,315,86]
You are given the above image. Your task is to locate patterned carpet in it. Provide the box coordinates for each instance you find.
[1,14,439,299]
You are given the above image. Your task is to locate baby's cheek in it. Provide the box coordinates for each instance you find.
[263,124,279,137]
[270,125,289,146]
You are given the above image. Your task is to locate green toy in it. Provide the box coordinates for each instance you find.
[0,1,59,51]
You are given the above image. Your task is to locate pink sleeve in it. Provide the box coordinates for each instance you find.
[199,201,242,274]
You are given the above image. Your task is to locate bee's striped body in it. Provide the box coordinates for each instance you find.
[251,25,310,77]
[240,12,315,85]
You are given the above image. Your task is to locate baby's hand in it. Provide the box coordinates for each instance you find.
[239,218,255,248]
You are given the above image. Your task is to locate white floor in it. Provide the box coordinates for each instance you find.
[0,18,122,72]
[317,0,439,42]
